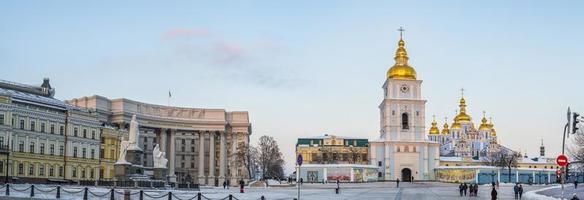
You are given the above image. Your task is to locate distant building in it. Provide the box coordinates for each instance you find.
[0,79,101,183]
[296,134,369,165]
[295,134,375,183]
[66,95,251,186]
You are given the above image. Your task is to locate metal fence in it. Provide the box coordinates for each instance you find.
[0,183,266,200]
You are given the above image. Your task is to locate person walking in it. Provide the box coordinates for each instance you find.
[239,179,245,193]
[576,180,579,189]
[491,187,498,200]
[469,183,474,196]
[463,183,468,196]
[475,183,479,196]
[513,183,519,199]
[336,179,340,194]
[518,184,524,199]
[223,180,227,189]
[396,178,400,188]
[459,183,464,196]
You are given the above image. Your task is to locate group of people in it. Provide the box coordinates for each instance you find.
[458,183,480,197]
[513,183,524,199]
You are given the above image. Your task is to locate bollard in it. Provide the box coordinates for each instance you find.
[56,185,61,199]
[83,187,88,200]
[123,189,131,200]
[139,190,144,200]
[197,192,202,200]
[5,184,9,196]
[168,191,172,200]
[110,188,115,200]
[229,194,233,200]
[30,185,35,197]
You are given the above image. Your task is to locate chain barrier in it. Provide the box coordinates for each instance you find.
[143,191,170,199]
[10,186,32,192]
[34,186,58,193]
[200,193,214,200]
[61,188,85,194]
[114,190,126,195]
[171,193,186,200]
[88,190,112,198]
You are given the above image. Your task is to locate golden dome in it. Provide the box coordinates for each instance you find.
[478,111,491,131]
[489,118,497,136]
[451,121,461,129]
[441,118,450,134]
[429,116,439,135]
[454,97,472,123]
[387,39,417,80]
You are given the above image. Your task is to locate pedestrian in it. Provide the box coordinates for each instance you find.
[496,180,500,189]
[411,176,414,182]
[518,184,523,199]
[336,179,340,194]
[572,193,580,200]
[459,183,464,196]
[513,183,519,199]
[227,179,230,189]
[576,180,579,189]
[239,179,245,193]
[300,178,304,185]
[223,180,227,189]
[491,187,498,200]
[474,183,479,196]
[396,178,400,188]
[463,183,468,196]
[469,183,473,196]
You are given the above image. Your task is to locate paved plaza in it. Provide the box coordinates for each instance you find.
[0,182,563,200]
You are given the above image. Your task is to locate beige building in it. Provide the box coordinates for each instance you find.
[296,134,369,165]
[66,95,251,186]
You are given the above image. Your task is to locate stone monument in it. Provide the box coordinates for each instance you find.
[114,115,148,180]
[152,144,168,180]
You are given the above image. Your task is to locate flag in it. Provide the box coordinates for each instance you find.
[169,91,172,98]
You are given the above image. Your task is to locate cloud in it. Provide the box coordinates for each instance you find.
[213,42,246,65]
[161,28,211,40]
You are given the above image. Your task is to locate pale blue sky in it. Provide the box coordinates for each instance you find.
[2,1,584,172]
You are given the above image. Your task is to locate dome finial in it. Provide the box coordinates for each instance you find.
[429,114,439,135]
[386,27,416,80]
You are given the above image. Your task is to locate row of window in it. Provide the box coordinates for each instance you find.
[15,140,64,156]
[6,114,98,139]
[12,163,95,179]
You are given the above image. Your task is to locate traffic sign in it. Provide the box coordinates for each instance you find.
[297,154,303,166]
[556,154,569,167]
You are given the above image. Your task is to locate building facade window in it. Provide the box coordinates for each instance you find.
[20,119,25,130]
[49,167,54,177]
[83,129,87,138]
[41,123,45,133]
[39,164,45,176]
[401,113,409,130]
[72,167,77,178]
[82,148,86,158]
[81,169,85,178]
[18,163,23,175]
[18,141,24,152]
[28,164,34,175]
[0,114,4,125]
[59,145,64,156]
[59,166,63,177]
[91,130,95,139]
[91,149,95,159]
[40,143,45,154]
[50,124,55,134]
[73,147,78,158]
[29,142,35,153]
[0,136,3,147]
[60,126,64,135]
[0,161,3,173]
[90,169,94,179]
[74,127,78,137]
[50,144,55,155]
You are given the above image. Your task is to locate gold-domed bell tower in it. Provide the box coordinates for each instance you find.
[387,38,417,80]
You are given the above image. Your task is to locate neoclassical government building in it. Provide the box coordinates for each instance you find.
[66,95,251,186]
[369,35,440,182]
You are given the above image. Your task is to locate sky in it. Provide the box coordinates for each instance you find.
[2,1,584,173]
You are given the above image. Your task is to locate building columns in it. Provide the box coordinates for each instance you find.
[209,132,215,185]
[198,131,206,184]
[230,133,238,185]
[219,131,226,185]
[168,129,176,182]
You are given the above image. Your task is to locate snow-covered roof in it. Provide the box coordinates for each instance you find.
[0,87,84,111]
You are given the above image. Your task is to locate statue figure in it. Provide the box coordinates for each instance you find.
[126,115,142,151]
[153,144,168,168]
[115,140,130,164]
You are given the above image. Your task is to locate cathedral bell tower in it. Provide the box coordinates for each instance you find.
[379,28,427,142]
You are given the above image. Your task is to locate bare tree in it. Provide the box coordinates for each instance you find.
[257,135,285,180]
[235,142,259,180]
[484,150,519,182]
[568,132,584,173]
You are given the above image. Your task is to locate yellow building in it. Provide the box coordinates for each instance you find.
[296,134,369,165]
[99,126,126,180]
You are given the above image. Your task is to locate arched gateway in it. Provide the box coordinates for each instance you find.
[401,168,412,182]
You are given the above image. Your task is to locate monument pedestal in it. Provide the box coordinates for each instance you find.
[153,168,167,180]
[114,163,131,181]
[198,176,206,185]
